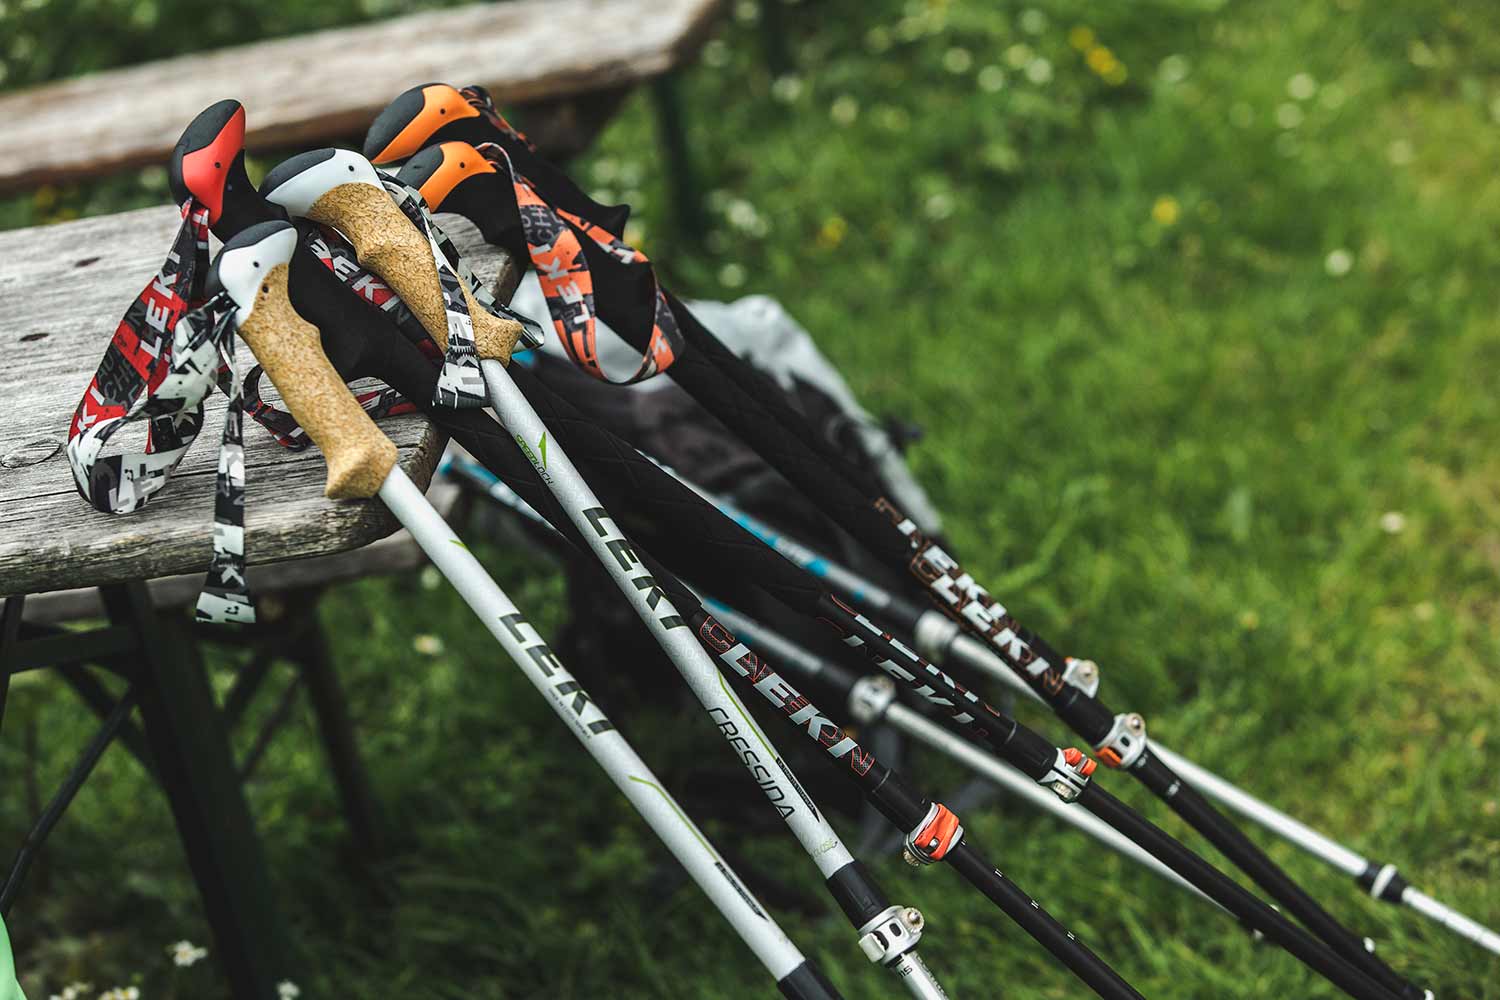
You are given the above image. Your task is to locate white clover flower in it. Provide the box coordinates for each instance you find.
[830,95,860,125]
[943,47,973,74]
[1004,43,1033,70]
[167,939,208,967]
[1019,9,1048,34]
[725,199,766,236]
[277,982,302,1000]
[1380,511,1406,534]
[718,263,747,288]
[1024,57,1053,85]
[1275,102,1304,129]
[1158,54,1190,84]
[977,65,1006,93]
[1324,248,1354,277]
[1286,73,1318,100]
[770,75,804,104]
[702,39,730,69]
[924,192,955,221]
[412,634,445,656]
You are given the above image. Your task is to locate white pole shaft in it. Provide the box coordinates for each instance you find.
[1400,888,1500,957]
[479,360,855,878]
[376,466,808,981]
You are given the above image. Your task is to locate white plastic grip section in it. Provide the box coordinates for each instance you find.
[263,149,384,217]
[217,226,298,326]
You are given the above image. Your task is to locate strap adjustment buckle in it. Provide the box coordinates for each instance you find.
[849,674,897,726]
[856,905,925,965]
[1094,712,1148,769]
[1041,747,1096,802]
[1062,657,1100,697]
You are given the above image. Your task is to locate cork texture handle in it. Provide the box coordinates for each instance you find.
[236,263,398,499]
[305,183,521,363]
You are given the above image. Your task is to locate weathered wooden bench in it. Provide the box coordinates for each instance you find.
[0,206,517,998]
[0,0,723,192]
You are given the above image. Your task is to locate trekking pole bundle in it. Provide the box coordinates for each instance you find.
[50,81,1493,997]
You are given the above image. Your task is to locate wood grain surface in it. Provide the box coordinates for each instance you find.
[0,0,723,192]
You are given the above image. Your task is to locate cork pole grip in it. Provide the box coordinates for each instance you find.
[305,184,522,363]
[237,263,398,499]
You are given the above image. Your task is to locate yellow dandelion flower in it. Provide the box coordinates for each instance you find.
[818,215,849,249]
[1085,45,1119,77]
[1151,196,1180,226]
[1104,62,1129,86]
[1068,26,1095,51]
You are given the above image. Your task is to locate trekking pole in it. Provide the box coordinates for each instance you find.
[258,148,1156,1000]
[672,482,1500,958]
[365,96,1432,998]
[210,219,842,1000]
[369,135,1409,1000]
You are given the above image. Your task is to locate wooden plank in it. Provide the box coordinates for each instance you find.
[19,477,463,624]
[0,205,519,597]
[0,0,723,193]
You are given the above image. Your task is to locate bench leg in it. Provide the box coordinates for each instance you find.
[649,72,705,242]
[292,615,384,860]
[100,582,295,998]
[0,596,23,738]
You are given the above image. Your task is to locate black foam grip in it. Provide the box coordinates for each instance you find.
[776,961,844,1000]
[823,860,890,927]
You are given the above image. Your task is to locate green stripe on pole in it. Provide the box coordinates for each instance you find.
[0,913,24,1000]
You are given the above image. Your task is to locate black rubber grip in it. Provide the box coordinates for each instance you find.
[823,859,890,927]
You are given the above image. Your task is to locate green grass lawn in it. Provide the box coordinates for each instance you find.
[3,0,1498,996]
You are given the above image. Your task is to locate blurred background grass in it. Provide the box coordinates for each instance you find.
[2,0,1499,996]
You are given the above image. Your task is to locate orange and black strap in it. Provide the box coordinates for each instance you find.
[473,140,682,385]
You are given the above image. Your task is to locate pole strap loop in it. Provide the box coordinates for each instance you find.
[65,200,256,623]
